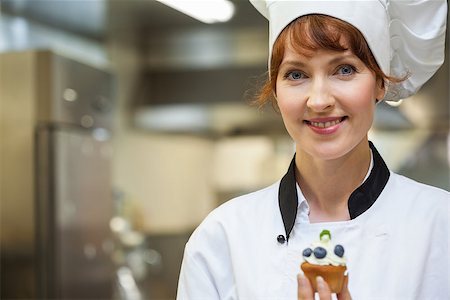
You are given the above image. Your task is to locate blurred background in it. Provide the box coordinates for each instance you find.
[0,1,448,299]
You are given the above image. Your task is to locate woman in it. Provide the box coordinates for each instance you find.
[177,1,448,299]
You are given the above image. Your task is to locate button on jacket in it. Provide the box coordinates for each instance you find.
[177,143,449,300]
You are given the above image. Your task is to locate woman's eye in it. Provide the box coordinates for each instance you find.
[285,71,306,80]
[337,65,356,76]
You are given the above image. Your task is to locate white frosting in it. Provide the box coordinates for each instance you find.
[303,235,346,266]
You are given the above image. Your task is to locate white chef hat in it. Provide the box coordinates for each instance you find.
[250,0,447,101]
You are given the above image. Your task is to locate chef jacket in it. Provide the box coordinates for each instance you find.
[177,142,449,300]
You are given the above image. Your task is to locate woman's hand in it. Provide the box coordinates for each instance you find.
[297,274,351,300]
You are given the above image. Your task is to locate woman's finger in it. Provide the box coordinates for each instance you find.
[316,276,332,300]
[297,273,314,300]
[337,275,352,300]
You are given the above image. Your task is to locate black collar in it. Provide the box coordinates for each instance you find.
[278,141,390,241]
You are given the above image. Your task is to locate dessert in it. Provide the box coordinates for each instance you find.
[300,230,347,293]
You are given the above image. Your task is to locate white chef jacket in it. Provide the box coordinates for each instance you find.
[177,143,450,300]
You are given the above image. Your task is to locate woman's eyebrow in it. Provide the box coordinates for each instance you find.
[279,60,306,69]
[328,53,359,65]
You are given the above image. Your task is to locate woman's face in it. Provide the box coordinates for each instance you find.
[275,40,385,160]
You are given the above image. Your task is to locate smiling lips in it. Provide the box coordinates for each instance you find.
[304,117,347,134]
[305,116,346,127]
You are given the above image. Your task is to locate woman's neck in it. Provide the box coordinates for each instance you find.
[296,140,372,223]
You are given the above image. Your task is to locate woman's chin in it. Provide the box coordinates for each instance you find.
[297,140,360,162]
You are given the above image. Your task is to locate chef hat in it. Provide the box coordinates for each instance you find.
[250,0,447,101]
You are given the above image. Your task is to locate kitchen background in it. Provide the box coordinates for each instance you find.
[0,1,448,299]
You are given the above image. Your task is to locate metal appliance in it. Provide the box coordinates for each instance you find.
[1,50,115,299]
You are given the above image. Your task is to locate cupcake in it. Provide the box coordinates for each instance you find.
[300,230,347,293]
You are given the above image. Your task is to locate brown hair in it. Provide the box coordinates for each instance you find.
[255,14,403,108]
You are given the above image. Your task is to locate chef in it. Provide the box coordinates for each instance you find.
[177,1,449,299]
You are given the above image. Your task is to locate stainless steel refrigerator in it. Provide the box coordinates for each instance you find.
[1,50,115,299]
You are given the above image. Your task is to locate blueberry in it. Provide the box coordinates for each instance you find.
[334,245,345,257]
[303,248,313,257]
[313,247,327,259]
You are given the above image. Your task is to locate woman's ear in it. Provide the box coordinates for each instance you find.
[375,78,386,103]
[271,92,281,113]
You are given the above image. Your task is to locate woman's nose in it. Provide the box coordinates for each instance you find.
[306,79,335,112]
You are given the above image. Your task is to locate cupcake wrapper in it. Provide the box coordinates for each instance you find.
[301,262,347,293]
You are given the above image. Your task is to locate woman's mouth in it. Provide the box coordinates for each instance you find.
[305,117,347,128]
[304,117,347,134]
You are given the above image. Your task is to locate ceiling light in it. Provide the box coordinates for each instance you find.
[156,0,235,24]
